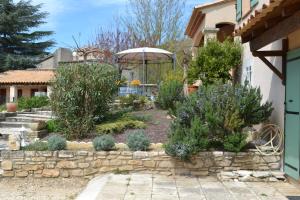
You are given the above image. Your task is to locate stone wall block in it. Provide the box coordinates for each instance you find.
[42,169,60,178]
[133,151,149,159]
[22,164,43,171]
[31,157,47,162]
[57,161,77,169]
[70,169,83,177]
[36,151,53,157]
[58,151,74,158]
[2,170,14,177]
[78,163,90,169]
[1,160,13,170]
[158,160,175,168]
[15,170,29,177]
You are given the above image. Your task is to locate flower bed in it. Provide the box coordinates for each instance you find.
[0,149,281,178]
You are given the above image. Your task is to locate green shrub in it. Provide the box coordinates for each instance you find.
[0,104,6,112]
[165,117,209,160]
[51,63,119,139]
[93,135,115,151]
[188,39,242,85]
[157,80,184,112]
[118,95,148,110]
[126,130,150,151]
[166,82,273,159]
[18,96,49,110]
[23,141,48,151]
[46,120,61,133]
[96,120,146,134]
[224,133,248,153]
[47,135,66,151]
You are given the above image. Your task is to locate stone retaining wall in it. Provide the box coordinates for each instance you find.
[0,150,281,178]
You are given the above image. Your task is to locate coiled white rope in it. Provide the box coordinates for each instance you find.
[254,124,284,156]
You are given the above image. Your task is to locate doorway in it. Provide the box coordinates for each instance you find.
[285,48,300,180]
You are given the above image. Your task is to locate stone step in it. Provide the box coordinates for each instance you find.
[16,114,53,120]
[0,121,46,131]
[5,116,49,123]
[20,111,52,116]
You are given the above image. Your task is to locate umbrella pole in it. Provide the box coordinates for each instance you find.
[143,51,145,95]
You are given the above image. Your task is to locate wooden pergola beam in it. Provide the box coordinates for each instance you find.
[252,39,288,84]
[250,10,300,51]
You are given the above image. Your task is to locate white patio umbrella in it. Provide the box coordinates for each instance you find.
[116,47,176,88]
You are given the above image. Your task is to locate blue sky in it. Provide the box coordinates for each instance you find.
[29,0,211,52]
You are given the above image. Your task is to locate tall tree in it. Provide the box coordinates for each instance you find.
[123,0,185,47]
[0,0,54,71]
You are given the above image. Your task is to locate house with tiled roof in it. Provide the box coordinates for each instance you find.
[235,0,300,180]
[0,69,55,104]
[185,0,236,58]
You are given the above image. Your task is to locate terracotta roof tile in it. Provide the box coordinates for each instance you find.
[0,69,55,85]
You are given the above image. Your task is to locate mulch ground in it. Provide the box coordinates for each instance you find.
[114,109,172,143]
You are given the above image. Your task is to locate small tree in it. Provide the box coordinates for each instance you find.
[188,39,242,85]
[51,63,119,139]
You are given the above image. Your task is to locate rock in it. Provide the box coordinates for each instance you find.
[78,163,90,169]
[1,160,13,170]
[158,161,175,168]
[2,170,14,177]
[268,177,279,182]
[236,170,252,177]
[58,151,74,158]
[70,169,83,177]
[15,170,28,177]
[220,171,238,178]
[133,151,148,159]
[271,171,286,180]
[84,168,98,176]
[42,169,60,178]
[8,134,20,151]
[239,175,253,182]
[57,161,77,169]
[22,164,43,171]
[143,160,156,168]
[252,171,271,178]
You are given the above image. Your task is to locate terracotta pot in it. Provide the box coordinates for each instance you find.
[188,85,198,94]
[6,102,17,112]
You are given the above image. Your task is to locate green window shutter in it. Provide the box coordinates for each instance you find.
[250,0,258,8]
[236,0,242,22]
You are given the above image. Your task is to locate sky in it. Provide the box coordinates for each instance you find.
[28,0,211,52]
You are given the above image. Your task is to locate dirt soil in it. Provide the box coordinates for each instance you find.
[114,109,172,143]
[0,177,88,200]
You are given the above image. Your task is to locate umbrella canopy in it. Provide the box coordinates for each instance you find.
[116,47,174,62]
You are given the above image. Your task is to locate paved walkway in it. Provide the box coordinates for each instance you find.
[76,173,300,200]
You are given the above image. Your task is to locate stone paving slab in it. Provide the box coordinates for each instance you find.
[76,173,300,200]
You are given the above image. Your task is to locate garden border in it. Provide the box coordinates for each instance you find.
[0,148,281,178]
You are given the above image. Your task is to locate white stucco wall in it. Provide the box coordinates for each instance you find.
[240,41,285,128]
[237,0,287,129]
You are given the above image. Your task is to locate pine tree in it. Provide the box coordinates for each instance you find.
[0,0,54,71]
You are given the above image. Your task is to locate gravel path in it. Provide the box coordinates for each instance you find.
[114,109,172,143]
[0,177,88,200]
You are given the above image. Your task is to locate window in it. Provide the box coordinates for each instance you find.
[31,89,38,97]
[245,65,252,83]
[250,0,258,8]
[236,0,259,21]
[17,89,22,98]
[236,0,242,21]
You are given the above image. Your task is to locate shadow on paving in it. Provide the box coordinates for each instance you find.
[288,197,300,200]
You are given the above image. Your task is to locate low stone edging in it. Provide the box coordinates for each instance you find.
[0,149,281,178]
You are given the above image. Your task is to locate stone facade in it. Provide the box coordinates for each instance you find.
[0,150,281,178]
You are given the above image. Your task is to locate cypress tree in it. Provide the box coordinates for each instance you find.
[0,0,54,71]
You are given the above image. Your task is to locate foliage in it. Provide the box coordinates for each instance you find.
[117,94,148,110]
[46,120,61,133]
[165,117,209,160]
[157,80,184,112]
[162,68,184,82]
[93,135,116,151]
[96,119,146,135]
[0,104,6,112]
[51,63,119,139]
[124,0,186,47]
[47,135,66,151]
[18,96,49,110]
[23,141,48,151]
[188,39,242,85]
[0,0,54,71]
[126,130,150,151]
[224,133,248,153]
[166,82,273,159]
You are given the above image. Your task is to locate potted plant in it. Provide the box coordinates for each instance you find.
[6,98,17,112]
[188,85,198,94]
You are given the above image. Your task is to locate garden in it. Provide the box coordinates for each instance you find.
[21,40,274,162]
